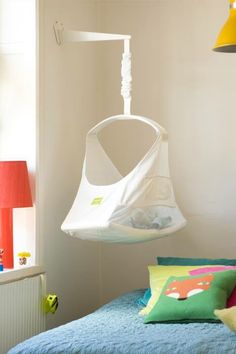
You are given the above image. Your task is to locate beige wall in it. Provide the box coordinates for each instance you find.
[39,0,102,328]
[40,0,236,327]
[98,0,236,303]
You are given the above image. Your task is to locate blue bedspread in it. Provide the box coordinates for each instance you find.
[8,290,236,354]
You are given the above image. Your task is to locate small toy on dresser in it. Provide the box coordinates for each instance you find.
[0,248,4,271]
[17,251,31,266]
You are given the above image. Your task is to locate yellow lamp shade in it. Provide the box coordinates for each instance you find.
[213,0,236,52]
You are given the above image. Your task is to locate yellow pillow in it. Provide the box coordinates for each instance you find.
[140,265,222,316]
[214,307,236,332]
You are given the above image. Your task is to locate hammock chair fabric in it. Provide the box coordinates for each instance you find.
[61,114,186,243]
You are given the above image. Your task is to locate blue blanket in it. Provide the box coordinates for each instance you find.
[8,290,236,354]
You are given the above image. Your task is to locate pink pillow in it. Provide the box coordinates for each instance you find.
[189,266,236,308]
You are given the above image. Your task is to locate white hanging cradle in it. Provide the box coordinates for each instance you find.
[58,25,186,243]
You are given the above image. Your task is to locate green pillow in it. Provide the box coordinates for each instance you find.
[145,270,236,323]
[157,257,236,266]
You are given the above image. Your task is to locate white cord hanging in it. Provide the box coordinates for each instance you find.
[121,39,132,115]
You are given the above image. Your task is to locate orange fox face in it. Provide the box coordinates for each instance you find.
[165,274,213,301]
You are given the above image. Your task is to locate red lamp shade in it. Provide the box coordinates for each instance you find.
[0,161,33,269]
[0,161,32,208]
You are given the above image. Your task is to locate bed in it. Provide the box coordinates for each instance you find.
[8,289,236,354]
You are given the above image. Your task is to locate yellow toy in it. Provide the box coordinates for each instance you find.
[43,294,59,314]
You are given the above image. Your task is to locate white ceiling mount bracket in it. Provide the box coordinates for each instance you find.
[53,21,132,115]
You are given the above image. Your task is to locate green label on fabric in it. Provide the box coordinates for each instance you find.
[91,197,103,205]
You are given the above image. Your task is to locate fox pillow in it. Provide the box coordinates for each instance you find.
[139,265,223,316]
[144,270,236,323]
